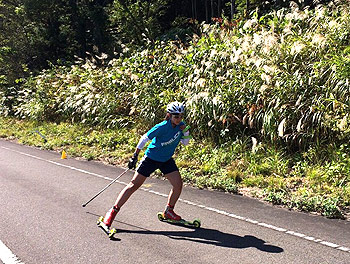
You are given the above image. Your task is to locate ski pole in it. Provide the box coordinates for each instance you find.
[82,168,130,207]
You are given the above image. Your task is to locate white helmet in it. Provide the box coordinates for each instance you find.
[167,101,185,114]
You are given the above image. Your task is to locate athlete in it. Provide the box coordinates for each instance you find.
[102,102,191,227]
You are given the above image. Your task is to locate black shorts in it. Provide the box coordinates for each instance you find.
[136,156,179,177]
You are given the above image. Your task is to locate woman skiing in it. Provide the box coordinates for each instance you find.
[102,101,191,227]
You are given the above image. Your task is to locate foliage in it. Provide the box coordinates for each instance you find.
[1,115,349,218]
[108,0,170,45]
[1,0,336,91]
[0,0,116,95]
[9,2,350,148]
[1,1,350,218]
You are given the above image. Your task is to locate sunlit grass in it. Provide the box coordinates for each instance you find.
[1,115,349,218]
[1,2,350,219]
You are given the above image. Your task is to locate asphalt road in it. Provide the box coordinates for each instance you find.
[1,139,349,263]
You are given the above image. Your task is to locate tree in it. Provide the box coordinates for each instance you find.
[108,0,170,45]
[0,0,29,85]
[231,0,235,19]
[0,0,116,85]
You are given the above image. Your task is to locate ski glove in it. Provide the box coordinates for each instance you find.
[128,153,138,169]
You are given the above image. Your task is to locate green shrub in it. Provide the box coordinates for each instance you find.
[2,2,350,219]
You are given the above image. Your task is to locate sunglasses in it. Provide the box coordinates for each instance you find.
[172,114,184,119]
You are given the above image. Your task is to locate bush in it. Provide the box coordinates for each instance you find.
[8,2,350,151]
[2,2,350,219]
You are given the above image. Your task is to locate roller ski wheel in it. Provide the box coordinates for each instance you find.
[97,216,117,239]
[157,212,201,228]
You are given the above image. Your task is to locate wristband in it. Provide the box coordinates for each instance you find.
[182,125,191,133]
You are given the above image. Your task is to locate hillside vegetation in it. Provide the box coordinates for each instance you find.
[1,1,349,219]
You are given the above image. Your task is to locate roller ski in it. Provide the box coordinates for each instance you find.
[157,212,201,228]
[97,216,117,239]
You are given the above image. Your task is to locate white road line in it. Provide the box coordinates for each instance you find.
[0,240,24,264]
[1,145,350,254]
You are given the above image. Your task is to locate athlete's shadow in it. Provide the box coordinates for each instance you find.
[116,221,283,253]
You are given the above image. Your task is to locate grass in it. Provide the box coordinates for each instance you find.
[1,115,349,220]
[0,116,139,164]
[1,2,350,221]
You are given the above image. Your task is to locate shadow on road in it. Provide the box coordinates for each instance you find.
[115,221,284,253]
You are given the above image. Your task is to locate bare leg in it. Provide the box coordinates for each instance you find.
[165,170,183,207]
[103,172,147,226]
[115,172,147,208]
